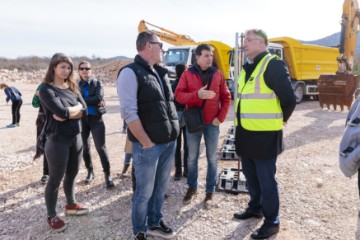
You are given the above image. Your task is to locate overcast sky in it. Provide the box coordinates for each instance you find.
[0,0,344,59]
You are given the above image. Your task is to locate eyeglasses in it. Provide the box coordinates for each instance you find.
[244,38,261,43]
[79,67,91,71]
[149,41,163,49]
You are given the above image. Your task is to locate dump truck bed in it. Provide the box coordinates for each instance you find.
[269,37,338,81]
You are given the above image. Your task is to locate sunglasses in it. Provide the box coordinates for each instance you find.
[79,67,91,71]
[149,41,163,49]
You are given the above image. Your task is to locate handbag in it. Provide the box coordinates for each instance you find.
[185,106,205,133]
[96,100,107,116]
[185,76,213,133]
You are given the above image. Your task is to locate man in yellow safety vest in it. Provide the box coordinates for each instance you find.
[233,29,296,239]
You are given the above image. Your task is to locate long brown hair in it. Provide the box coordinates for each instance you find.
[44,53,79,95]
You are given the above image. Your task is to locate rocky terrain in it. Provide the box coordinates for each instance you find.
[0,75,360,239]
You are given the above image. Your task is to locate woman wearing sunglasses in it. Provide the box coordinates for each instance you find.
[77,61,114,189]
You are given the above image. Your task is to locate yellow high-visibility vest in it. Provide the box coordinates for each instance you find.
[235,54,283,131]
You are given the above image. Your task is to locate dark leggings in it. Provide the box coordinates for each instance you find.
[35,113,48,175]
[44,134,82,217]
[11,99,22,124]
[82,115,111,173]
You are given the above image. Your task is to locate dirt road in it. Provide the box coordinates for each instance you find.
[0,82,359,240]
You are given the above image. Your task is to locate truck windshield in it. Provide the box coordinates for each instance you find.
[163,49,190,66]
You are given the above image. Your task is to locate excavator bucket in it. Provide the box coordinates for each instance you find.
[318,74,360,110]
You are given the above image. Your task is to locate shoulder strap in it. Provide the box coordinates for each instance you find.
[200,74,214,109]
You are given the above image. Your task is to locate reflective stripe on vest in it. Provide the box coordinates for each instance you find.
[235,54,283,131]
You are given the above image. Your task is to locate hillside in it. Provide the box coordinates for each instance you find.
[301,32,360,55]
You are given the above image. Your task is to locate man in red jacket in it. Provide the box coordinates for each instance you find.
[175,44,231,206]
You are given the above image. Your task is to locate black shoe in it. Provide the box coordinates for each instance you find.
[183,187,197,205]
[147,220,176,239]
[121,163,130,175]
[174,173,181,181]
[84,170,95,183]
[234,208,263,220]
[132,232,147,240]
[104,173,115,189]
[250,223,279,239]
[41,175,49,183]
[183,169,188,178]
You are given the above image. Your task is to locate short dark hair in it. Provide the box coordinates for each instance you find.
[195,44,213,56]
[136,31,156,51]
[175,64,186,78]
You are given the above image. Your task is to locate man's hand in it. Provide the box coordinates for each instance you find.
[212,117,220,126]
[197,85,216,99]
[98,100,105,107]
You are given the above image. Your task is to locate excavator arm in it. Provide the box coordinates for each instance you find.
[318,0,360,110]
[138,20,197,46]
[338,0,360,74]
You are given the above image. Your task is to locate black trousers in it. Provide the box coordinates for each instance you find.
[45,134,82,217]
[81,115,111,173]
[174,126,188,174]
[11,99,22,124]
[35,113,49,175]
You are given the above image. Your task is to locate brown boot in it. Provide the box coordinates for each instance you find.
[183,187,197,205]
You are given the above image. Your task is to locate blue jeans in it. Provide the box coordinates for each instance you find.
[240,156,280,225]
[131,141,176,235]
[186,123,219,193]
[124,153,132,164]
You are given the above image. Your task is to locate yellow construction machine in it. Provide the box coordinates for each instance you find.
[318,0,360,110]
[138,20,234,94]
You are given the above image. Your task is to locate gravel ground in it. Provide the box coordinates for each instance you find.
[0,82,359,240]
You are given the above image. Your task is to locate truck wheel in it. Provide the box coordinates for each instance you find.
[294,84,304,104]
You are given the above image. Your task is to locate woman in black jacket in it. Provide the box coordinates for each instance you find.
[77,61,114,189]
[39,53,89,232]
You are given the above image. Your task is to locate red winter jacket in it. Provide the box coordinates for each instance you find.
[174,65,231,125]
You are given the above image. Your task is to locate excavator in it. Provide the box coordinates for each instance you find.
[318,0,360,110]
[138,20,196,46]
[138,20,235,95]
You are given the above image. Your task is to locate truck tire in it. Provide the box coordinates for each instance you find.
[294,84,304,104]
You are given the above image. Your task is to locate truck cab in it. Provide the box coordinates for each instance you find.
[163,43,235,96]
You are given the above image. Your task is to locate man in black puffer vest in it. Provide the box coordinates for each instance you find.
[117,31,179,240]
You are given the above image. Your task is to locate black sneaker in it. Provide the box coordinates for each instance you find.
[41,175,49,184]
[234,208,263,220]
[147,220,176,239]
[174,173,181,181]
[250,223,279,239]
[132,232,147,240]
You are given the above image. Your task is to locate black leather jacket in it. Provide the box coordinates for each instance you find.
[78,76,105,114]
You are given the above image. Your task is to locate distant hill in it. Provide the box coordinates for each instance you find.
[108,56,133,61]
[300,32,360,55]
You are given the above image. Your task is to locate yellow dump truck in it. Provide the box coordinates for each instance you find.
[268,37,338,103]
